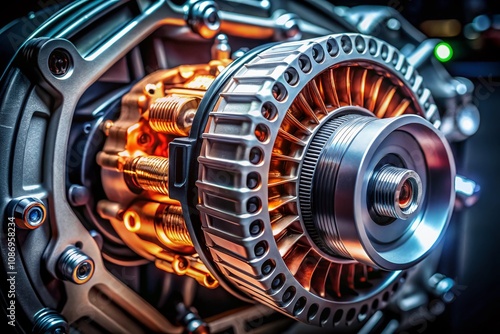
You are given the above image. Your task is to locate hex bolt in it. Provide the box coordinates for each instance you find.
[32,308,69,334]
[275,14,302,41]
[187,0,221,39]
[48,48,72,77]
[9,197,47,230]
[57,246,95,284]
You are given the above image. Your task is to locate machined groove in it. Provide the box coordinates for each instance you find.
[269,195,297,211]
[296,254,320,291]
[307,79,328,115]
[278,129,307,146]
[202,132,254,143]
[271,215,300,236]
[268,176,297,187]
[294,93,320,124]
[311,260,331,298]
[198,156,252,170]
[285,112,313,135]
[284,244,311,275]
[197,33,439,328]
[277,232,304,258]
[270,153,302,163]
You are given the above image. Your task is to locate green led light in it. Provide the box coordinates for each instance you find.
[434,42,453,62]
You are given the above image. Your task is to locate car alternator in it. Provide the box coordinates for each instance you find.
[0,1,479,333]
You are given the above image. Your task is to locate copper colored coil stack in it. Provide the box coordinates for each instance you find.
[149,95,199,136]
[160,205,193,247]
[123,156,169,195]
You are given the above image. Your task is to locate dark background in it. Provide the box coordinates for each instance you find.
[1,1,499,333]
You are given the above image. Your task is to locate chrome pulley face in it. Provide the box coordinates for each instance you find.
[196,33,455,328]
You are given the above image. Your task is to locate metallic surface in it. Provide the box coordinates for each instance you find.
[196,32,452,327]
[9,197,47,230]
[0,1,480,333]
[370,165,422,220]
[57,246,95,285]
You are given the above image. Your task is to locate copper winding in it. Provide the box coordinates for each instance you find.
[123,156,170,195]
[158,205,193,247]
[148,95,199,136]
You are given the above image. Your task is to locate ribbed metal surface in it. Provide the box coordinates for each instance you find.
[160,205,193,247]
[299,114,358,258]
[196,33,437,328]
[371,165,421,219]
[124,156,170,195]
[149,96,198,136]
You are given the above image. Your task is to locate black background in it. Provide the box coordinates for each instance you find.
[1,1,500,333]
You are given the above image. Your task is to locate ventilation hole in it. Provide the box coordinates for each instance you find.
[320,308,331,326]
[247,172,261,190]
[254,124,269,142]
[368,39,378,55]
[249,219,263,235]
[298,55,312,73]
[254,240,267,257]
[358,304,368,322]
[401,62,408,74]
[271,273,285,290]
[312,43,325,63]
[372,299,379,310]
[340,35,352,53]
[392,52,399,66]
[249,147,263,164]
[417,87,424,96]
[261,259,275,275]
[410,75,416,86]
[282,286,296,303]
[402,271,408,280]
[293,297,307,316]
[346,308,356,323]
[327,37,340,56]
[284,67,299,86]
[424,102,430,109]
[333,309,343,325]
[307,304,319,322]
[382,291,390,302]
[355,36,366,53]
[392,282,400,292]
[247,196,261,213]
[261,102,278,121]
[381,44,389,60]
[272,83,287,101]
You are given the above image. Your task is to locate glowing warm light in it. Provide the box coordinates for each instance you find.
[420,19,461,37]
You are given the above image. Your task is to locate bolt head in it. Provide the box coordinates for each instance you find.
[48,49,72,77]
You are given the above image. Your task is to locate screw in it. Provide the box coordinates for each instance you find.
[386,18,402,31]
[57,246,95,284]
[188,1,220,39]
[48,48,72,77]
[32,308,69,334]
[9,197,47,230]
[428,273,456,302]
